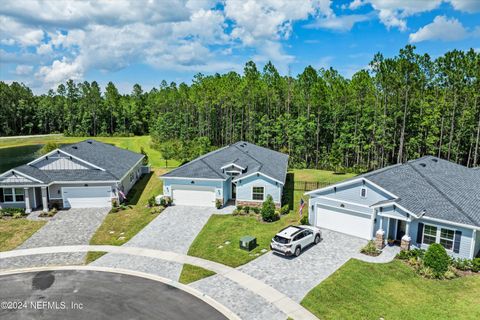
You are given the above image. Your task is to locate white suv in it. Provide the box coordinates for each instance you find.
[270,225,322,257]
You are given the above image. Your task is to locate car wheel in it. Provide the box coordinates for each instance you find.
[314,234,321,244]
[294,246,301,257]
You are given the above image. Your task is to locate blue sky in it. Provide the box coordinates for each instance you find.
[1,0,479,93]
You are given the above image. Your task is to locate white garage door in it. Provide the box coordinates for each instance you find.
[62,186,112,208]
[172,185,216,207]
[315,205,371,239]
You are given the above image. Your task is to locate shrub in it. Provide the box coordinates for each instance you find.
[147,196,156,207]
[244,206,250,213]
[47,208,58,217]
[300,214,309,225]
[396,248,425,261]
[472,258,480,272]
[252,207,260,214]
[452,258,472,271]
[418,266,435,279]
[0,208,25,216]
[360,241,380,256]
[164,197,173,206]
[236,205,243,211]
[261,195,276,222]
[280,205,289,215]
[13,212,23,219]
[424,243,450,277]
[215,199,222,209]
[232,209,241,216]
[160,198,166,206]
[444,265,458,279]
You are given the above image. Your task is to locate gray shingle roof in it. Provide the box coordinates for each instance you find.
[0,140,143,185]
[162,141,289,184]
[361,156,480,227]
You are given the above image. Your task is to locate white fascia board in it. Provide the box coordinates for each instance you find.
[421,216,480,231]
[0,169,44,183]
[315,202,372,217]
[305,177,398,199]
[377,213,410,222]
[117,156,144,182]
[232,172,284,185]
[315,195,371,208]
[220,163,245,171]
[28,149,106,171]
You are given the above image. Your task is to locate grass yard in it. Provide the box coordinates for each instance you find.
[85,168,167,264]
[0,219,46,251]
[290,169,356,183]
[301,259,480,320]
[178,264,216,284]
[0,135,180,168]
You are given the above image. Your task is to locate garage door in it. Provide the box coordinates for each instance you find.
[315,205,371,239]
[172,186,216,207]
[62,186,112,208]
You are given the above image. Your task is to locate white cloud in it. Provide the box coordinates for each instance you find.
[446,0,480,13]
[36,57,84,86]
[306,13,372,31]
[14,65,34,75]
[0,15,44,46]
[409,15,468,43]
[36,43,52,55]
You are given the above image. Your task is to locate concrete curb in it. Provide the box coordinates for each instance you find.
[0,245,318,320]
[0,265,240,320]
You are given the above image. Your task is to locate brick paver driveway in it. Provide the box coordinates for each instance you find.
[0,208,109,270]
[191,228,366,319]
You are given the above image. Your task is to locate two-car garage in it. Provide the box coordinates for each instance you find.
[171,185,216,207]
[314,205,372,240]
[62,186,112,208]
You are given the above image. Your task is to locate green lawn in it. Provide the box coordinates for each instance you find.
[290,169,356,183]
[85,168,166,264]
[0,219,46,251]
[301,259,480,320]
[179,264,216,284]
[0,135,180,168]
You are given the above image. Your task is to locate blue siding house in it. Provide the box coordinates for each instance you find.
[161,142,288,208]
[307,156,480,259]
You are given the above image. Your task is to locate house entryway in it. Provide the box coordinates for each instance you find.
[231,183,236,200]
[387,218,407,244]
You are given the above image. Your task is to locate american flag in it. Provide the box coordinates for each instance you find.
[299,198,305,216]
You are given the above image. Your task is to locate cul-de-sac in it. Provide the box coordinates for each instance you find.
[1,1,479,320]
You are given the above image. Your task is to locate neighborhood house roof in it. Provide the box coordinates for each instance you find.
[0,140,144,186]
[359,156,480,227]
[161,141,289,184]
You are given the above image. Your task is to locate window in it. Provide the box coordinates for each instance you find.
[439,228,454,250]
[360,187,367,198]
[252,187,264,201]
[2,188,24,203]
[3,188,13,202]
[129,172,134,182]
[423,225,437,245]
[14,188,24,202]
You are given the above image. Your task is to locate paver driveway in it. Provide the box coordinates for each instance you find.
[0,208,109,270]
[191,229,366,319]
[91,205,233,280]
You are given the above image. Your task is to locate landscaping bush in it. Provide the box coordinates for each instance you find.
[147,196,156,207]
[244,206,250,213]
[236,205,243,211]
[396,248,425,260]
[300,214,309,225]
[13,212,23,219]
[252,207,260,214]
[215,199,222,209]
[232,209,241,216]
[280,204,289,215]
[444,265,458,279]
[452,258,472,271]
[261,195,277,222]
[423,243,450,277]
[360,241,380,256]
[472,258,480,272]
[0,208,25,217]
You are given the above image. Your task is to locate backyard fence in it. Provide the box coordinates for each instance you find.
[290,181,335,191]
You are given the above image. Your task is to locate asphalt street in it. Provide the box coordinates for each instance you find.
[0,270,227,320]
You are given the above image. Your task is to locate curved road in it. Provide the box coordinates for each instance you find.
[0,270,227,320]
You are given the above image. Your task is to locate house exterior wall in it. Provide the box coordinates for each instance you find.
[235,174,282,205]
[474,231,480,257]
[223,178,231,204]
[0,187,36,210]
[119,159,144,195]
[409,218,475,259]
[162,178,225,201]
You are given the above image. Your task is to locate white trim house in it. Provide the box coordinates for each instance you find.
[161,141,289,208]
[0,140,145,211]
[307,156,480,259]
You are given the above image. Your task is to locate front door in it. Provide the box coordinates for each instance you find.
[231,183,236,199]
[396,220,406,241]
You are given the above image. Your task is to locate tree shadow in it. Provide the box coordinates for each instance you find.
[125,172,153,206]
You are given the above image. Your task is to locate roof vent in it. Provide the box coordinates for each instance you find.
[72,146,78,149]
[87,141,93,144]
[45,156,48,160]
[431,158,438,163]
[419,163,426,167]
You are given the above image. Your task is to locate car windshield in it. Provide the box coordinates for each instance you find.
[273,235,290,244]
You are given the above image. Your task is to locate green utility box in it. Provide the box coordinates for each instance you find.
[239,235,257,251]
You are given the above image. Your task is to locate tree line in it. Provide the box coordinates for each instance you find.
[1,45,479,170]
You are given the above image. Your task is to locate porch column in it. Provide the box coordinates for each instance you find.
[375,229,385,250]
[41,186,48,212]
[401,221,411,251]
[24,187,31,214]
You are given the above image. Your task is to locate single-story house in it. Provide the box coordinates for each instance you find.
[0,140,145,212]
[306,156,480,259]
[161,141,289,208]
